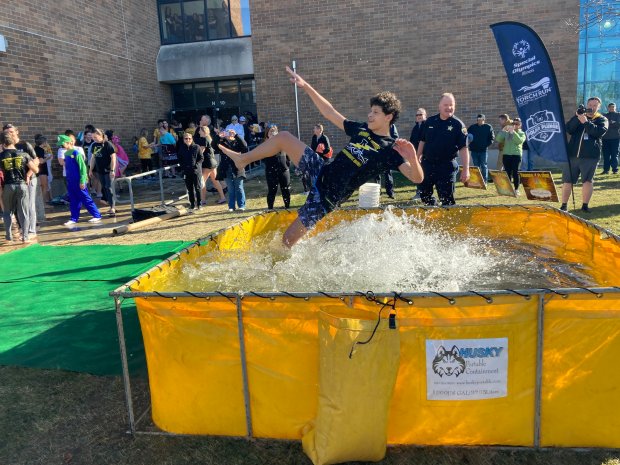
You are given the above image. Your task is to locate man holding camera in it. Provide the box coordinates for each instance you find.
[560,97,608,213]
[602,102,620,174]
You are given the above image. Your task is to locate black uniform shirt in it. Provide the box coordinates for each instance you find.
[317,120,405,210]
[420,114,467,162]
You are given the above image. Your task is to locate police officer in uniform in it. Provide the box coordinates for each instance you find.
[417,93,469,205]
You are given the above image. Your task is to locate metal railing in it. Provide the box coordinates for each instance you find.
[112,165,183,211]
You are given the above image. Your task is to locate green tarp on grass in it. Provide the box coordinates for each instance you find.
[0,242,191,375]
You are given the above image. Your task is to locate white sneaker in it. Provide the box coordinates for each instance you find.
[88,217,102,223]
[64,220,77,226]
[228,208,234,212]
[238,207,246,211]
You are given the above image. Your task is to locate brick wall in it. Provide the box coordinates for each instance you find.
[250,0,580,152]
[0,0,171,177]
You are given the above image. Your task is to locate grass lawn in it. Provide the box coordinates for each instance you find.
[2,167,620,465]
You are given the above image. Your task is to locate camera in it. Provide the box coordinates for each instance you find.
[577,105,586,115]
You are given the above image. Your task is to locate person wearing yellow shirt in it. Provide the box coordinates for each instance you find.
[152,120,177,169]
[138,128,155,178]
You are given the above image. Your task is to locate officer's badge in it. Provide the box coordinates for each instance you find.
[447,125,453,131]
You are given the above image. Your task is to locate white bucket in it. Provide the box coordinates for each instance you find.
[358,182,381,208]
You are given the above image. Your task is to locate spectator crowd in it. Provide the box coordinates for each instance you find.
[1,93,619,245]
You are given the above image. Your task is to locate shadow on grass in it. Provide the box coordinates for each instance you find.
[566,202,620,223]
[0,304,146,376]
[7,254,178,283]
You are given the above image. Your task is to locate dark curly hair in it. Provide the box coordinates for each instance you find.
[369,91,401,125]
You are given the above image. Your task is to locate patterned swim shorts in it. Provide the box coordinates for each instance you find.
[297,146,326,229]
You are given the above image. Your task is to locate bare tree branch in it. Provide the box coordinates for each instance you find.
[566,1,620,62]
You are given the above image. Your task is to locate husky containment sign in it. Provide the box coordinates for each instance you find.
[426,338,508,400]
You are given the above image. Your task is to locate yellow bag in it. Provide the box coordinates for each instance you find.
[302,306,400,465]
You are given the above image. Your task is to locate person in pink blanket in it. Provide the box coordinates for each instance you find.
[110,134,129,178]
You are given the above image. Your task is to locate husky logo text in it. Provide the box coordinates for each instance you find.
[432,345,466,378]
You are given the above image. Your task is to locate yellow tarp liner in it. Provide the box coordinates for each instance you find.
[541,293,620,447]
[302,307,400,465]
[129,206,620,448]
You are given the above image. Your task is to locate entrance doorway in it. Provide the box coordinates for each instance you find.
[170,78,257,130]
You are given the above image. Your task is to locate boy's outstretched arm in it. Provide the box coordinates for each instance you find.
[286,66,346,131]
[394,139,424,184]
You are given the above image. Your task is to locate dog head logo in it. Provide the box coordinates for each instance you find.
[432,345,466,377]
[531,111,548,124]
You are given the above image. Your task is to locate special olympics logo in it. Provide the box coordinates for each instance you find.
[512,40,531,59]
[526,110,561,143]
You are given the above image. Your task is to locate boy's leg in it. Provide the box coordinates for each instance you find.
[193,173,202,208]
[561,160,578,204]
[2,188,13,240]
[419,160,437,205]
[219,131,307,171]
[436,160,458,206]
[16,185,30,241]
[226,172,236,210]
[80,187,101,219]
[281,170,291,208]
[27,177,37,234]
[384,170,394,197]
[68,184,81,221]
[236,178,246,209]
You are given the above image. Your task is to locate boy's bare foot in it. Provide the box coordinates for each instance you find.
[218,145,247,171]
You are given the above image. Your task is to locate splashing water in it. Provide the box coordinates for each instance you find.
[164,208,596,293]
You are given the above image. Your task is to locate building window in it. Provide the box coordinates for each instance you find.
[170,78,257,127]
[172,83,195,109]
[158,0,251,44]
[577,1,620,104]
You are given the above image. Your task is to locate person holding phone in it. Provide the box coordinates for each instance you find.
[560,96,608,212]
[495,118,525,193]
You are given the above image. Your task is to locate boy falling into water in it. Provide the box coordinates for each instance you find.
[219,67,424,247]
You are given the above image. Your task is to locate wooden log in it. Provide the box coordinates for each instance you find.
[112,207,188,235]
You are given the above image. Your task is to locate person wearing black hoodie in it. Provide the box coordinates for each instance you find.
[178,132,204,210]
[467,114,494,182]
[561,97,608,212]
[217,129,248,211]
[263,124,290,210]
